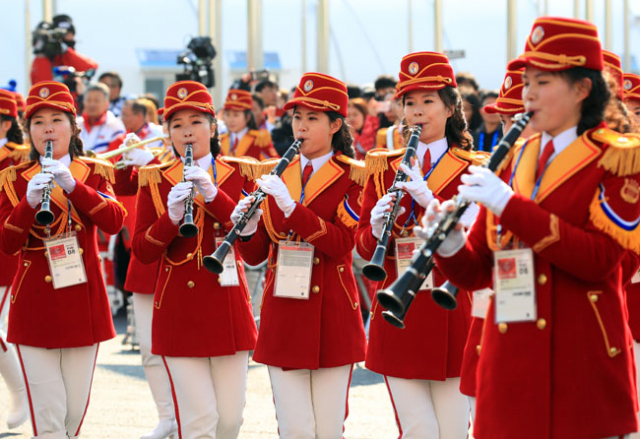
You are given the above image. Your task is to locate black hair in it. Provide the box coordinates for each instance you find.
[167,112,220,156]
[327,112,355,158]
[346,84,363,99]
[245,109,258,130]
[252,94,265,110]
[125,99,148,118]
[401,86,472,150]
[27,113,84,161]
[374,75,397,91]
[98,72,123,90]
[479,89,500,106]
[1,115,24,145]
[556,67,609,135]
[455,72,480,92]
[461,92,483,131]
[255,80,277,93]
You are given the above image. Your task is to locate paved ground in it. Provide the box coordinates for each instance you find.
[0,313,399,439]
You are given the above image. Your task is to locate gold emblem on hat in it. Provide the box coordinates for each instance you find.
[621,178,640,204]
[624,79,633,91]
[177,87,188,99]
[531,26,545,44]
[39,87,50,99]
[408,62,419,75]
[303,80,314,92]
[504,76,512,90]
[231,93,238,101]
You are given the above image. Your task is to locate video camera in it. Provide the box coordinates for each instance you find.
[176,36,217,88]
[53,66,95,94]
[32,15,76,59]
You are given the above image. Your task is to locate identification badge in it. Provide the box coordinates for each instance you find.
[472,288,493,319]
[395,237,433,290]
[493,248,536,323]
[44,233,87,289]
[274,241,314,300]
[632,270,640,284]
[215,238,240,287]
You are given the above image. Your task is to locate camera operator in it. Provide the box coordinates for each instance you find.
[30,14,98,92]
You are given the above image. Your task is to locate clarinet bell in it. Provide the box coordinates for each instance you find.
[430,280,460,310]
[382,309,406,329]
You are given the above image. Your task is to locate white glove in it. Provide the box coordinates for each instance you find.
[413,199,467,257]
[459,165,513,217]
[41,158,76,193]
[123,148,155,168]
[167,181,193,225]
[183,166,218,203]
[256,174,296,218]
[459,200,480,229]
[231,196,263,236]
[26,172,54,209]
[370,193,405,239]
[395,163,434,208]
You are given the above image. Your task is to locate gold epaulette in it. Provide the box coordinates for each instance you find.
[335,154,367,186]
[138,161,173,187]
[375,128,388,148]
[249,129,272,148]
[254,157,280,180]
[364,148,404,176]
[451,147,490,166]
[219,155,260,180]
[593,128,640,176]
[0,162,31,205]
[6,143,30,163]
[78,155,116,183]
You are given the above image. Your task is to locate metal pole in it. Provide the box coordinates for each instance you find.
[247,0,263,71]
[585,0,594,22]
[42,0,52,21]
[574,0,580,18]
[302,0,307,73]
[604,0,612,50]
[317,0,329,73]
[198,0,206,36]
[624,0,630,71]
[209,0,222,105]
[26,0,32,88]
[507,0,517,62]
[408,0,413,53]
[434,0,442,52]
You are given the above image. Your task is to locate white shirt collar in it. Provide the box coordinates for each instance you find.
[40,153,71,167]
[231,127,249,144]
[0,138,7,148]
[416,137,448,168]
[181,152,213,170]
[300,150,334,177]
[540,126,577,162]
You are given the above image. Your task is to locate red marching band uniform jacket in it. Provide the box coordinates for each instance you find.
[236,152,368,370]
[435,127,640,439]
[132,155,258,357]
[357,146,486,380]
[0,142,29,288]
[220,129,279,160]
[0,157,125,348]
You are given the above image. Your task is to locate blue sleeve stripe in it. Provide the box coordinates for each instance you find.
[97,191,117,202]
[343,197,359,221]
[599,184,640,231]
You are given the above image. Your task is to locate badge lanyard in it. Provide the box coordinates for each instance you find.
[402,149,447,229]
[211,157,218,187]
[496,139,552,245]
[286,165,312,242]
[479,130,499,152]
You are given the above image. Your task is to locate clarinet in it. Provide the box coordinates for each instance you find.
[35,140,55,225]
[362,125,422,281]
[178,143,198,237]
[202,138,303,274]
[377,112,533,323]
